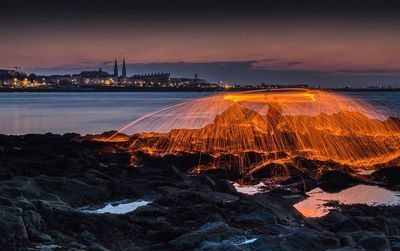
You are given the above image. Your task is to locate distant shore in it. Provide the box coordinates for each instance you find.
[1,86,400,92]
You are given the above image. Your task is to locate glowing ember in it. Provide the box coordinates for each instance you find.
[109,89,400,174]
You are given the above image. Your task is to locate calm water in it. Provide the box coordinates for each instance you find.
[0,91,399,135]
[81,199,152,215]
[0,92,215,135]
[294,185,400,217]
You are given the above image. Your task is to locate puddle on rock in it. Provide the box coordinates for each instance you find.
[357,169,376,175]
[236,238,258,245]
[81,200,152,214]
[233,182,269,195]
[294,185,400,217]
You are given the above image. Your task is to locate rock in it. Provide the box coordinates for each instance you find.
[200,192,239,204]
[1,133,400,250]
[250,228,340,251]
[337,234,357,248]
[202,168,230,179]
[252,193,303,224]
[372,166,400,185]
[23,210,49,242]
[196,241,242,251]
[317,211,360,233]
[359,234,390,250]
[0,195,14,207]
[318,170,360,192]
[352,216,389,234]
[15,197,37,211]
[0,167,13,180]
[389,236,400,251]
[235,211,277,226]
[0,206,29,250]
[169,165,186,180]
[251,163,291,179]
[348,231,391,251]
[280,175,317,193]
[33,244,62,251]
[88,242,110,251]
[34,200,54,217]
[170,221,244,250]
[215,179,237,194]
[34,175,110,206]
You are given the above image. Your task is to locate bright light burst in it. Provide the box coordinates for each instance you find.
[109,89,400,174]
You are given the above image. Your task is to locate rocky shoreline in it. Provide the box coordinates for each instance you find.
[1,133,400,250]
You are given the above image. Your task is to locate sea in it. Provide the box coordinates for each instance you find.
[0,91,399,135]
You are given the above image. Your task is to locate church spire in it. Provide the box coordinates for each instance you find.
[122,58,127,78]
[113,58,118,78]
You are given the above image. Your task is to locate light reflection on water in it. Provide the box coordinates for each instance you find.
[294,185,400,218]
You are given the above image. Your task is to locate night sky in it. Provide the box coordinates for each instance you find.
[1,0,400,86]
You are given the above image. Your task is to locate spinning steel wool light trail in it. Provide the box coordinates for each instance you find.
[109,89,400,174]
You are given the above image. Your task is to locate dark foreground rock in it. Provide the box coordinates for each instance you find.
[0,133,399,250]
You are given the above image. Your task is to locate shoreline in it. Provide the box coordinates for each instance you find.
[1,87,400,93]
[0,132,400,250]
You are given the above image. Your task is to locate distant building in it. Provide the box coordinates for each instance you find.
[170,75,207,87]
[0,69,24,80]
[122,58,127,78]
[113,59,118,78]
[75,68,110,79]
[69,68,112,85]
[130,73,170,85]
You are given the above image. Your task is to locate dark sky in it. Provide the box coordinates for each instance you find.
[1,0,400,86]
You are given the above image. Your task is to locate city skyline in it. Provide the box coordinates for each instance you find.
[1,0,400,86]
